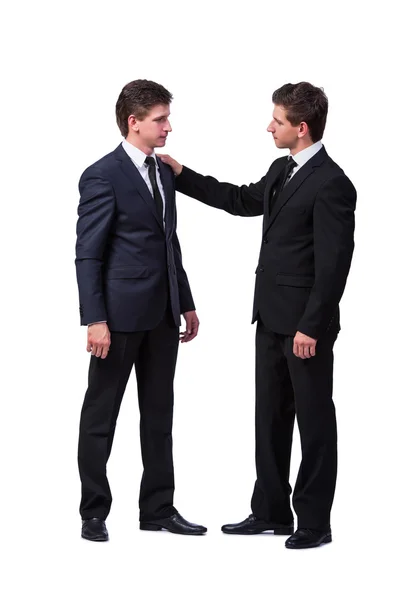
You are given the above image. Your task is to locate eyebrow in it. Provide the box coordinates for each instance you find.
[274,116,283,124]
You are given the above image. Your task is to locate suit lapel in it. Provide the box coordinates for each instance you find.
[114,143,164,232]
[264,147,328,234]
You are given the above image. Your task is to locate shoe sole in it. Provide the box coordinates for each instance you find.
[285,534,332,549]
[81,534,109,542]
[222,527,294,536]
[140,523,206,535]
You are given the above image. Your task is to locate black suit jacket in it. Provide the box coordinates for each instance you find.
[75,143,195,331]
[176,147,356,339]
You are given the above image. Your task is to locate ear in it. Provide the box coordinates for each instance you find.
[298,121,309,139]
[128,114,139,132]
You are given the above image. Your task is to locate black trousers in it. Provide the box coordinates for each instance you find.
[78,309,179,522]
[251,318,339,530]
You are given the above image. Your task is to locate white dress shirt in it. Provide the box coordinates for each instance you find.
[121,139,166,223]
[288,140,323,181]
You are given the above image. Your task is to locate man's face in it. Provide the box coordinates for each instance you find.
[267,105,300,149]
[134,104,172,149]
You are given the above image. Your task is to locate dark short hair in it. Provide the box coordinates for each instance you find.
[272,82,328,142]
[116,79,173,137]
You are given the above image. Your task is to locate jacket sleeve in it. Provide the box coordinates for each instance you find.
[297,174,356,339]
[172,230,196,314]
[75,166,116,325]
[176,166,267,217]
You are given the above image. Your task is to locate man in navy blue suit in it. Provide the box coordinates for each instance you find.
[75,79,206,541]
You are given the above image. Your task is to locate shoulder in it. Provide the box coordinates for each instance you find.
[79,148,120,186]
[317,155,356,198]
[158,160,175,182]
[269,156,287,171]
[262,156,286,182]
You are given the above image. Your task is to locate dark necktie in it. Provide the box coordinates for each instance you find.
[145,156,164,223]
[270,156,297,212]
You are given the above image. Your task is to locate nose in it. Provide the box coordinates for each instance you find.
[165,120,172,132]
[267,122,274,133]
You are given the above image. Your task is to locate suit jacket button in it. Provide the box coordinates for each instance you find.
[263,239,268,244]
[259,267,264,272]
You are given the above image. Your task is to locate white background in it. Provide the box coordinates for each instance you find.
[2,0,399,598]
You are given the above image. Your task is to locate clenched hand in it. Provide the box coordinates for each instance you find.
[293,331,317,359]
[87,323,111,359]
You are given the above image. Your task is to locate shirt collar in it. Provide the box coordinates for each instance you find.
[122,139,157,168]
[290,140,323,167]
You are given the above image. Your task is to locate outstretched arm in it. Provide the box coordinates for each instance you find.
[159,154,267,217]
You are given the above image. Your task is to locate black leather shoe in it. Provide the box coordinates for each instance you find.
[140,512,207,535]
[221,514,294,535]
[81,518,109,542]
[285,528,332,549]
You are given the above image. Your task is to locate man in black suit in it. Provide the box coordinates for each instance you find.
[160,82,356,549]
[75,79,206,541]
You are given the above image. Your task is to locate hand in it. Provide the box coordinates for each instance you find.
[293,331,317,359]
[157,154,183,176]
[87,323,111,359]
[180,311,199,343]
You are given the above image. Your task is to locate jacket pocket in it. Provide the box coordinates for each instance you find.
[106,266,148,279]
[276,273,314,287]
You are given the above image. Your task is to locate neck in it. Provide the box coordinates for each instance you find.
[289,139,315,156]
[125,134,154,156]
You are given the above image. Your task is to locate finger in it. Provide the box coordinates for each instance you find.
[191,321,199,339]
[293,341,298,357]
[304,345,311,359]
[86,341,92,352]
[187,319,193,335]
[101,344,109,359]
[310,344,316,357]
[180,331,189,343]
[298,344,305,359]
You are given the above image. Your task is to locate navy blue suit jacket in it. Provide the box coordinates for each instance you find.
[75,143,195,331]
